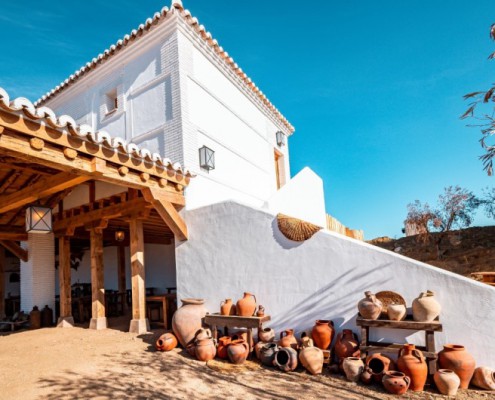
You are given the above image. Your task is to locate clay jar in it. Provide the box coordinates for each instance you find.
[311,320,335,350]
[231,330,254,349]
[194,337,216,362]
[438,344,476,389]
[194,327,212,342]
[365,353,396,382]
[236,292,257,316]
[260,343,278,366]
[434,369,461,396]
[299,338,324,375]
[172,298,208,347]
[227,339,249,364]
[220,299,236,316]
[397,344,428,392]
[258,327,275,343]
[278,329,298,350]
[387,304,406,321]
[334,329,360,364]
[273,347,298,372]
[29,306,41,330]
[217,336,231,360]
[343,357,365,382]
[155,333,178,352]
[358,291,382,320]
[256,305,265,317]
[382,371,411,395]
[412,290,441,322]
[471,367,495,390]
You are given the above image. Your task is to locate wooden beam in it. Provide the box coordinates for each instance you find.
[0,247,4,319]
[58,236,72,318]
[142,188,188,241]
[0,240,28,262]
[130,218,145,321]
[117,245,126,295]
[0,172,90,214]
[0,232,28,241]
[89,227,106,329]
[0,170,22,192]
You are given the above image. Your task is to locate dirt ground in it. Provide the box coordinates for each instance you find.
[0,319,494,400]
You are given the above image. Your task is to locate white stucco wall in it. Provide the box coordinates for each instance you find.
[176,201,495,366]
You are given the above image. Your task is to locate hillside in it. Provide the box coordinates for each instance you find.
[369,226,495,279]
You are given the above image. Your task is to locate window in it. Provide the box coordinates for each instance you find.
[105,88,118,115]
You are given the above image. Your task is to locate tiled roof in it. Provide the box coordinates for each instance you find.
[34,0,294,134]
[0,86,194,177]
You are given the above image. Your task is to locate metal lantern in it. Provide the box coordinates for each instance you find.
[199,145,215,171]
[276,131,286,147]
[115,231,125,242]
[26,206,52,233]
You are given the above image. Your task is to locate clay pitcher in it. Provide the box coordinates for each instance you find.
[258,327,275,343]
[260,343,278,366]
[220,299,235,316]
[387,303,406,321]
[172,298,208,347]
[217,336,231,360]
[343,357,365,382]
[278,329,298,350]
[227,339,249,364]
[397,344,428,391]
[155,332,178,352]
[311,320,335,350]
[365,353,396,382]
[382,371,410,395]
[471,367,495,390]
[256,305,265,317]
[434,369,461,396]
[273,347,298,372]
[357,291,382,320]
[298,337,324,375]
[194,337,216,362]
[438,344,476,389]
[236,292,257,316]
[412,290,441,322]
[29,306,41,330]
[334,329,360,365]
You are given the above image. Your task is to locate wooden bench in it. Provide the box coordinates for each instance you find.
[0,320,29,332]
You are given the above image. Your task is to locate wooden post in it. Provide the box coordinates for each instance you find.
[129,217,149,334]
[117,244,126,302]
[57,236,74,327]
[89,227,107,330]
[0,247,5,319]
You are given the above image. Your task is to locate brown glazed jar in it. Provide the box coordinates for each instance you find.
[236,292,257,316]
[334,329,360,364]
[438,344,476,389]
[397,344,428,392]
[311,320,335,350]
[29,306,41,330]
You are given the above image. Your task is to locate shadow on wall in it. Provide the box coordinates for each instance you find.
[270,218,305,250]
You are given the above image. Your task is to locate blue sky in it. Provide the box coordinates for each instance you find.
[1,1,494,238]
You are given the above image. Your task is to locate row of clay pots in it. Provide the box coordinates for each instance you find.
[220,293,265,317]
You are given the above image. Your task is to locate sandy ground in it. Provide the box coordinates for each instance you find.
[0,319,494,400]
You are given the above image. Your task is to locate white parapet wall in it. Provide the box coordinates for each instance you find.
[176,201,495,366]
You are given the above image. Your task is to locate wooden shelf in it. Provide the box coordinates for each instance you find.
[204,313,270,329]
[356,316,443,332]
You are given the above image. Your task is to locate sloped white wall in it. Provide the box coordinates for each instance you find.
[176,201,495,366]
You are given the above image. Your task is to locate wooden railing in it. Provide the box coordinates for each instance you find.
[326,214,364,241]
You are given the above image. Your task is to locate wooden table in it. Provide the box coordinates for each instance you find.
[146,294,176,330]
[356,315,443,375]
[204,314,271,353]
[0,320,29,331]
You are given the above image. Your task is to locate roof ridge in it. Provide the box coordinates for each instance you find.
[34,1,294,133]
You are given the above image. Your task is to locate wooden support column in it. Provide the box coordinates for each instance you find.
[0,247,4,319]
[117,245,126,300]
[88,224,107,330]
[57,236,74,328]
[128,217,149,334]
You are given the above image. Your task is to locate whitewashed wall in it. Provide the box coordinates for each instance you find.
[176,201,495,366]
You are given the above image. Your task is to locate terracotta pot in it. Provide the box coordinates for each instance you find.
[172,298,208,347]
[231,330,254,349]
[412,290,441,322]
[220,299,235,316]
[194,337,216,362]
[365,353,396,382]
[236,292,257,316]
[256,305,265,317]
[387,304,406,321]
[260,343,278,366]
[278,329,298,350]
[217,336,231,360]
[471,367,495,390]
[254,341,265,359]
[334,329,360,365]
[155,333,178,352]
[258,327,275,343]
[397,344,428,392]
[299,338,324,375]
[273,347,298,372]
[311,320,335,350]
[361,366,373,385]
[382,371,410,395]
[194,327,212,342]
[438,344,476,389]
[358,291,382,320]
[29,306,41,330]
[343,357,365,382]
[434,369,461,396]
[227,339,249,364]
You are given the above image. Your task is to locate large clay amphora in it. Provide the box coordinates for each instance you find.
[172,298,207,347]
[236,292,257,316]
[194,337,216,362]
[382,371,410,395]
[278,329,298,350]
[357,291,382,320]
[434,369,461,396]
[438,344,476,389]
[412,290,441,322]
[298,337,324,375]
[227,339,249,364]
[155,332,178,352]
[334,329,360,364]
[311,320,335,350]
[220,299,235,316]
[397,344,428,391]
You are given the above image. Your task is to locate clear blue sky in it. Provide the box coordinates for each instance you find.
[1,1,494,238]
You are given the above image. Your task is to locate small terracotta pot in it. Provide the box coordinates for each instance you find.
[387,304,406,321]
[299,338,324,375]
[220,299,236,316]
[258,327,275,343]
[155,333,178,352]
[397,344,428,392]
[260,343,278,366]
[278,329,298,350]
[358,291,382,320]
[311,320,335,350]
[236,292,257,316]
[256,305,265,317]
[361,366,373,385]
[195,337,216,362]
[334,329,360,366]
[254,341,265,360]
[343,357,364,382]
[438,344,476,389]
[227,339,249,364]
[471,366,495,390]
[412,290,441,322]
[365,353,395,382]
[273,347,298,372]
[434,369,460,396]
[216,336,231,360]
[382,371,410,395]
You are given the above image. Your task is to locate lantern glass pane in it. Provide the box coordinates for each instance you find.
[276,131,286,147]
[199,146,215,170]
[26,206,52,233]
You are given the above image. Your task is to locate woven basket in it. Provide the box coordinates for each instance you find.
[277,214,322,242]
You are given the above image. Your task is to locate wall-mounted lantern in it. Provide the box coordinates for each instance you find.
[199,145,215,171]
[26,206,52,234]
[115,231,125,242]
[276,131,286,147]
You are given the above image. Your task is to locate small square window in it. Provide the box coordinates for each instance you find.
[105,88,118,115]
